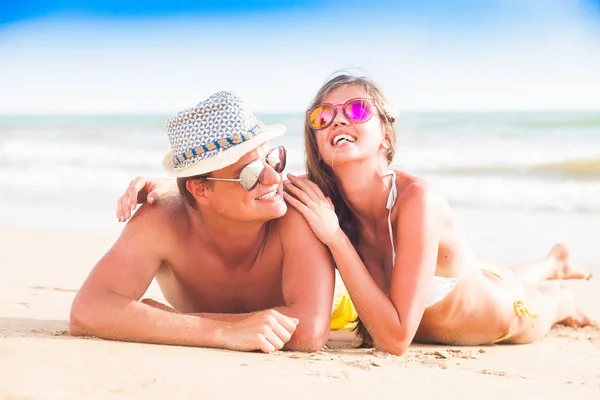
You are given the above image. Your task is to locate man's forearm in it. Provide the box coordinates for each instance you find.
[190,312,253,322]
[141,298,254,323]
[70,291,227,348]
[139,300,320,350]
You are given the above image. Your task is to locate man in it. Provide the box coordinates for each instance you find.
[70,91,340,353]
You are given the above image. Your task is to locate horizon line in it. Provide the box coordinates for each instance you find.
[1,109,600,117]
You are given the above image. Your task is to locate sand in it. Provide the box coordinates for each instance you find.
[1,209,599,399]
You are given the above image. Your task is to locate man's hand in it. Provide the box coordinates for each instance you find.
[217,310,299,353]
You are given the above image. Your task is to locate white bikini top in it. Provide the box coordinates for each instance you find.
[384,171,460,308]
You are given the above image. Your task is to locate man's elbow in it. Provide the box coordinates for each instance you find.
[289,316,330,352]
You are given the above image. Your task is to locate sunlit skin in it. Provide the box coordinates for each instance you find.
[115,87,595,355]
[198,145,287,223]
[281,84,594,354]
[71,143,336,354]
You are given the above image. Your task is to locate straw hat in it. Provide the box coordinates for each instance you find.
[163,91,286,177]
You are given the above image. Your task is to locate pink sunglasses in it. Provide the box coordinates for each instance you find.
[306,97,382,130]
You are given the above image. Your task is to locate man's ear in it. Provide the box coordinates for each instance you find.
[186,179,210,206]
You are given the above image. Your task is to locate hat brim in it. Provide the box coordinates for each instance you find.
[162,124,287,177]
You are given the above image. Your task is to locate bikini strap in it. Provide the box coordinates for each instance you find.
[385,170,397,262]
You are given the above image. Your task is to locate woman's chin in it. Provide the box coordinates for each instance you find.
[325,146,371,167]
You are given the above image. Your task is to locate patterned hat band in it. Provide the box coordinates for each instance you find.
[172,122,265,168]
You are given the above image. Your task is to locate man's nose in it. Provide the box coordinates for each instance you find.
[259,162,281,186]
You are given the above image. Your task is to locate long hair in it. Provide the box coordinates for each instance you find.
[304,74,397,347]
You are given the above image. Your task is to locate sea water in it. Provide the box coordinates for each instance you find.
[0,111,598,233]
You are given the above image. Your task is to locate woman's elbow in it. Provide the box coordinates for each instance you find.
[377,337,411,356]
[69,293,97,336]
[381,343,409,356]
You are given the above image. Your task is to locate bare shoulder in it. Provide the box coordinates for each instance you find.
[276,206,312,234]
[274,205,333,273]
[125,195,189,243]
[275,206,322,245]
[393,171,448,213]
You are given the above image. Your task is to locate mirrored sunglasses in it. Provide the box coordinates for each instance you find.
[204,145,287,191]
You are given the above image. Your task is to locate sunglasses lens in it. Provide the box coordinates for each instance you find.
[238,147,287,191]
[239,160,263,191]
[266,146,286,173]
[345,99,372,123]
[309,105,334,129]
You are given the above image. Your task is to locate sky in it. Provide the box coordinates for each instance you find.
[1,1,600,114]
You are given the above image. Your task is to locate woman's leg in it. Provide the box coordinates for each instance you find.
[508,244,592,284]
[502,280,595,344]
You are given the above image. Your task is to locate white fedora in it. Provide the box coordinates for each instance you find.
[163,91,286,177]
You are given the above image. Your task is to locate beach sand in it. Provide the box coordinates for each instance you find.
[1,209,599,399]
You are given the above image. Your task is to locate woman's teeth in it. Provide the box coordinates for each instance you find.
[333,134,356,146]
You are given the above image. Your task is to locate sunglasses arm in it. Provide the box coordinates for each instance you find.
[204,177,242,183]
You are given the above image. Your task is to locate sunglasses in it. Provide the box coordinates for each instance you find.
[203,146,287,191]
[306,97,381,130]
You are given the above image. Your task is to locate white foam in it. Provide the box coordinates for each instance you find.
[0,139,164,168]
[424,174,600,213]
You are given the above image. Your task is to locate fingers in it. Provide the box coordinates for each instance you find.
[116,177,150,222]
[287,173,327,200]
[116,197,125,221]
[148,190,159,204]
[258,312,298,353]
[129,177,147,210]
[326,197,334,209]
[286,173,321,199]
[117,193,132,222]
[261,329,285,353]
[283,180,314,208]
[268,323,292,345]
[302,178,328,201]
[272,312,299,336]
[283,192,310,215]
[258,336,278,354]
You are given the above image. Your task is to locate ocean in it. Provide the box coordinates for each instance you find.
[1,112,599,233]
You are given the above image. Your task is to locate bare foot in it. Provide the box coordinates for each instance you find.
[558,307,597,327]
[547,244,592,280]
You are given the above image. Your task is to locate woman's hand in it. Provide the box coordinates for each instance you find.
[283,173,342,247]
[116,177,176,222]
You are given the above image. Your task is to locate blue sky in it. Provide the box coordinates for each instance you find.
[1,1,600,114]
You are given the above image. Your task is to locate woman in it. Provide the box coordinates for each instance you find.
[116,75,594,355]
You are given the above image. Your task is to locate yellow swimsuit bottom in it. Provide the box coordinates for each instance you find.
[480,262,538,344]
[330,277,358,331]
